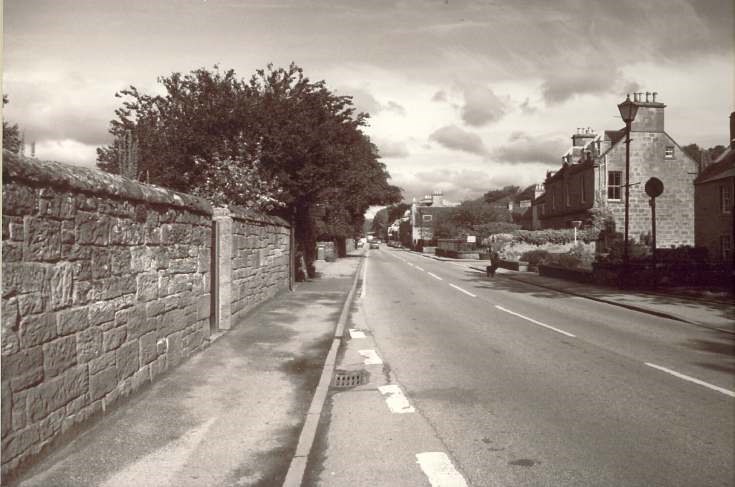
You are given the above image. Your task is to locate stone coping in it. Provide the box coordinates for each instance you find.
[228,204,289,227]
[2,151,213,215]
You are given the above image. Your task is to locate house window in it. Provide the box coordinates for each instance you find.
[665,146,675,159]
[607,171,622,200]
[422,214,432,222]
[721,184,732,213]
[722,235,732,262]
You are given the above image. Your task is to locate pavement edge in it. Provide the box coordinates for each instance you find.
[282,255,364,486]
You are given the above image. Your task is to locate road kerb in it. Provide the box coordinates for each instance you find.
[282,256,365,487]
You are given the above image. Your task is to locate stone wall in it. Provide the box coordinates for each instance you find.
[230,207,290,320]
[604,132,697,247]
[1,153,291,479]
[695,177,734,261]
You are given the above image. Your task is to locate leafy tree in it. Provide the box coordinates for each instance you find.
[97,66,256,192]
[2,95,22,154]
[245,64,399,273]
[483,185,520,204]
[682,143,728,165]
[99,64,399,278]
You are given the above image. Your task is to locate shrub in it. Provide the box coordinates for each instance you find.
[512,227,600,246]
[520,249,551,266]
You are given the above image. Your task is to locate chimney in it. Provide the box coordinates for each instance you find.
[630,90,665,133]
[730,112,735,149]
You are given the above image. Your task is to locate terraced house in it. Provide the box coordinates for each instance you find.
[694,113,735,263]
[536,92,698,247]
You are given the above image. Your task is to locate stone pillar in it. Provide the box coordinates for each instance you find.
[213,207,232,330]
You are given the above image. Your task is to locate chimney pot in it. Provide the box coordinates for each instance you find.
[645,92,650,102]
[652,92,657,103]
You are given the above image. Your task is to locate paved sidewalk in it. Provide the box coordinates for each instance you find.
[13,255,362,487]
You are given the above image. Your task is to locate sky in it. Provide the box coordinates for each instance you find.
[3,0,733,209]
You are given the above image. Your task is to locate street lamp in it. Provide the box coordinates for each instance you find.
[618,95,639,276]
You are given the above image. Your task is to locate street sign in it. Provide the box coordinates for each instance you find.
[645,177,664,198]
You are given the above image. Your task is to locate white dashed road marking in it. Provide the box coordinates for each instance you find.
[415,266,425,271]
[348,328,366,339]
[449,283,476,298]
[378,385,416,414]
[416,452,469,487]
[645,363,735,398]
[358,349,383,365]
[428,272,443,281]
[495,305,576,337]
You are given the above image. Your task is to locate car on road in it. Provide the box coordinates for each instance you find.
[369,241,380,249]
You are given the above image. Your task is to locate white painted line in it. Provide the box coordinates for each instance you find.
[348,328,366,339]
[378,384,416,413]
[645,363,735,398]
[428,272,443,281]
[415,265,425,271]
[495,305,576,337]
[358,349,383,365]
[360,257,368,299]
[449,283,476,298]
[416,452,468,487]
[407,262,415,267]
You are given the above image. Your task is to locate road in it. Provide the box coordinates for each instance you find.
[307,246,735,486]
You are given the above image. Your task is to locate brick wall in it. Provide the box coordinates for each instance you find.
[1,153,291,479]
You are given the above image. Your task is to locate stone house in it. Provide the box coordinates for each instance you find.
[536,92,698,247]
[694,112,734,262]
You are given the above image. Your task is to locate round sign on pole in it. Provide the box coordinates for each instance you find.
[645,177,664,198]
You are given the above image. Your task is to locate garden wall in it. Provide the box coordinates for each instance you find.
[1,153,291,479]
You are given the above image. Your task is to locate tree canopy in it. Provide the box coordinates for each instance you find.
[98,63,401,277]
[2,95,22,154]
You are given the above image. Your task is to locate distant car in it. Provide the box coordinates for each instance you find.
[369,242,380,249]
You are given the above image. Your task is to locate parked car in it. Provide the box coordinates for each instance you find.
[369,241,380,249]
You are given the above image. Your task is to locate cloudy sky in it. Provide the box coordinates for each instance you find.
[3,0,733,205]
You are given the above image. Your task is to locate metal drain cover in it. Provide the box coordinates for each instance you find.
[332,369,369,388]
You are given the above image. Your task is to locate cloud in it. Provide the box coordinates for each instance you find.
[33,139,99,168]
[540,66,619,105]
[429,125,487,155]
[492,133,567,164]
[392,168,497,203]
[519,97,537,115]
[3,72,116,146]
[385,100,406,116]
[374,138,410,158]
[431,90,447,102]
[341,87,407,117]
[345,87,383,115]
[459,84,507,126]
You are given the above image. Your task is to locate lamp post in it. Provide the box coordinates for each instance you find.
[618,95,639,277]
[572,220,582,244]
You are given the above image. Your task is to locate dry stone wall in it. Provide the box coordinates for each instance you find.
[1,153,291,479]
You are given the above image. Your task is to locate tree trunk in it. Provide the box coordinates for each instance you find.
[295,202,317,279]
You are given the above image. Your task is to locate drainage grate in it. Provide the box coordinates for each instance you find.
[332,369,369,388]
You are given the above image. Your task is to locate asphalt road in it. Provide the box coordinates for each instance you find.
[309,246,735,486]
